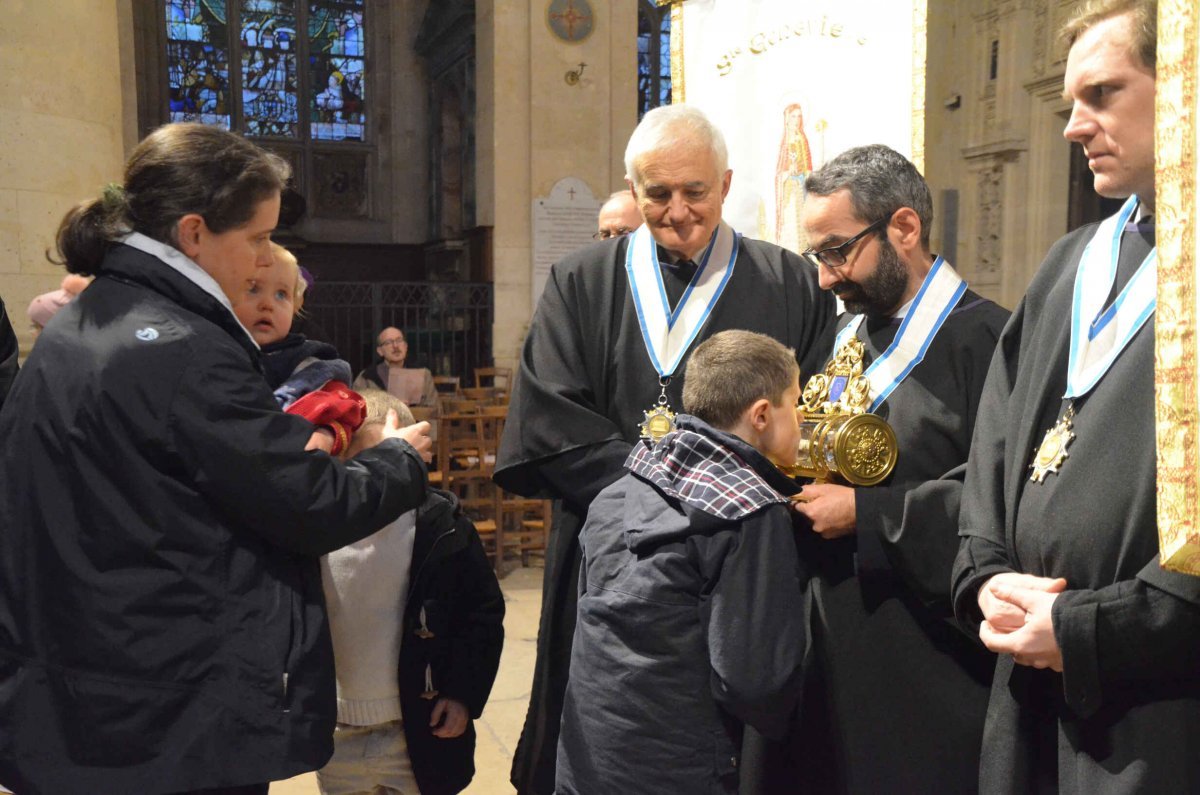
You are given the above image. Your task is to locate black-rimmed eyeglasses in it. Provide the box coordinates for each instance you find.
[801,217,889,270]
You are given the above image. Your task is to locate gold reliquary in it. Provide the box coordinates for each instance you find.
[782,338,898,486]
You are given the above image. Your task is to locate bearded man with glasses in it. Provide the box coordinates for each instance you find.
[759,143,1010,794]
[354,327,438,410]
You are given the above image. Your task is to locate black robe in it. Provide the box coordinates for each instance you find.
[952,221,1200,793]
[0,296,18,412]
[495,234,833,794]
[776,288,1009,794]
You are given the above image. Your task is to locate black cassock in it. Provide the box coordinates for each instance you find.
[495,234,833,794]
[952,220,1200,793]
[0,296,18,411]
[772,288,1009,794]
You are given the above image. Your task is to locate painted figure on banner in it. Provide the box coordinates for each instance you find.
[495,104,833,794]
[774,102,814,252]
[755,143,1008,794]
[951,0,1200,791]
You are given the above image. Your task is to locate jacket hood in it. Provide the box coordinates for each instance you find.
[622,414,800,553]
[417,487,460,528]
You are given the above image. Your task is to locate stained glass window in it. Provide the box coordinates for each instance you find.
[241,0,299,137]
[167,0,232,128]
[308,1,366,141]
[637,1,672,119]
[163,0,365,141]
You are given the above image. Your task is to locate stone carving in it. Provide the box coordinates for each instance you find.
[974,162,1003,284]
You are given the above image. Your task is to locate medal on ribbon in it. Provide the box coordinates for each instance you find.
[1030,403,1075,482]
[1029,195,1155,482]
[626,221,739,442]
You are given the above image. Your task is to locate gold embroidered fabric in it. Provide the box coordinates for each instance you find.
[1155,0,1200,575]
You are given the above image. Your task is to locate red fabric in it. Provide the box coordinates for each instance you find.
[285,381,366,455]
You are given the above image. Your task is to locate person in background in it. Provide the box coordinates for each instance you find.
[0,122,431,795]
[594,189,641,241]
[354,326,440,411]
[26,273,91,339]
[318,388,505,795]
[952,1,1200,790]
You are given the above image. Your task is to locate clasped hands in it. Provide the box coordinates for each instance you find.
[977,572,1067,671]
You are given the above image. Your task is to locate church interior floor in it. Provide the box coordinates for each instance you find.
[271,564,543,795]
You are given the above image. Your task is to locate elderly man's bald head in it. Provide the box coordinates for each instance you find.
[596,191,642,240]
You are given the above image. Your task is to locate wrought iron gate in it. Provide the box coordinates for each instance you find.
[303,281,494,381]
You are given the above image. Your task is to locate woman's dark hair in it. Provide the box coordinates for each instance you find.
[53,123,291,274]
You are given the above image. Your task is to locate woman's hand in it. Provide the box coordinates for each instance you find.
[380,409,433,462]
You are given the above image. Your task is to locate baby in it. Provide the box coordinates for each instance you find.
[232,243,365,454]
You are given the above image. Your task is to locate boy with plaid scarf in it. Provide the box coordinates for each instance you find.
[556,330,811,795]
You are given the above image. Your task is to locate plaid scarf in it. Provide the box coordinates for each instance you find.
[626,428,789,521]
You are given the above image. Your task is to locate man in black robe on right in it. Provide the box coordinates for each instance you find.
[777,144,1008,793]
[952,1,1200,791]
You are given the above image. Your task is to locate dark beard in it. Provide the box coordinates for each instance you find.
[836,239,910,317]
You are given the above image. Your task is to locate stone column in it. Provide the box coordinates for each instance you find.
[0,1,133,356]
[477,0,637,372]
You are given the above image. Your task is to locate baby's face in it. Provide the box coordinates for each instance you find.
[232,257,296,346]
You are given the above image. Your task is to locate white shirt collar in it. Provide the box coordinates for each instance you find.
[120,232,260,349]
[891,295,916,321]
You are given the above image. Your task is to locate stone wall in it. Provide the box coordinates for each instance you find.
[478,0,638,372]
[0,0,134,356]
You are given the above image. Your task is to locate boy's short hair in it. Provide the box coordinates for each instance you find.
[356,388,415,428]
[682,330,799,429]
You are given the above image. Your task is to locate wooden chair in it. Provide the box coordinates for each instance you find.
[432,375,462,397]
[474,367,512,392]
[461,386,506,404]
[440,396,485,416]
[409,405,436,423]
[476,404,549,567]
[500,498,551,566]
[408,410,441,485]
[437,411,503,570]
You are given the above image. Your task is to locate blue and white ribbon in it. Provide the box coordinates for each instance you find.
[625,221,740,379]
[833,256,966,412]
[1065,194,1156,399]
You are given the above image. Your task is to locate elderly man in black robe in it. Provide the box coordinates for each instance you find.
[764,144,1008,793]
[495,104,833,794]
[952,1,1200,791]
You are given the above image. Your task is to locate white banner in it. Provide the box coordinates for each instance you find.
[672,0,926,253]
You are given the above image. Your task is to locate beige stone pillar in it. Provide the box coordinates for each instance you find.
[0,1,133,356]
[478,0,638,373]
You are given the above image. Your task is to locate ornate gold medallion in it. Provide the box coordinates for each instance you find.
[784,337,900,486]
[1030,403,1075,483]
[639,404,677,442]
